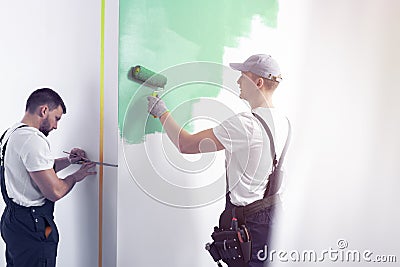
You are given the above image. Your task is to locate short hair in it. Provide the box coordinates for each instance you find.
[25,88,66,114]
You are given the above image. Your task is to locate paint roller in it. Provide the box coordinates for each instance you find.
[128,65,168,118]
[128,65,167,96]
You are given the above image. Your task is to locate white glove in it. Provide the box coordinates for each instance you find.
[147,95,168,118]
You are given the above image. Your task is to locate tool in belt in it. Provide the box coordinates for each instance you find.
[205,113,292,267]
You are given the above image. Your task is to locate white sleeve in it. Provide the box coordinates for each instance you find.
[212,113,255,153]
[20,134,54,172]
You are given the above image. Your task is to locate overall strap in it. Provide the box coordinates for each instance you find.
[0,125,28,205]
[1,125,28,166]
[0,130,7,143]
[252,113,277,168]
[252,113,291,197]
[0,130,9,166]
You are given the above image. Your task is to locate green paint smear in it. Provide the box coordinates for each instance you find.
[119,0,279,144]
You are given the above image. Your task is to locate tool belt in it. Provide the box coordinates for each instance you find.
[206,208,251,267]
[205,194,280,267]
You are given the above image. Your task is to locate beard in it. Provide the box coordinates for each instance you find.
[39,118,51,137]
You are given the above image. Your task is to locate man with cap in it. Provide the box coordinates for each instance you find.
[147,54,290,267]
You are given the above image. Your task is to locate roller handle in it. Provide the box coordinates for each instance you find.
[151,91,158,118]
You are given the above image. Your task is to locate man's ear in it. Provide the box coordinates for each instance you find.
[256,77,264,88]
[38,105,48,117]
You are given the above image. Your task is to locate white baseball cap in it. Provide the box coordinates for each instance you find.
[230,54,282,82]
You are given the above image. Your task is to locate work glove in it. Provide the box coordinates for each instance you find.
[147,95,168,118]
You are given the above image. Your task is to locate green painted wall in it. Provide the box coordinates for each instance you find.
[119,0,279,144]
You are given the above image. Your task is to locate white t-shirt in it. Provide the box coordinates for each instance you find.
[3,123,54,207]
[213,107,289,206]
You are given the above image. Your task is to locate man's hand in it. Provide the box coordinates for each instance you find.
[147,95,168,118]
[68,148,87,164]
[71,162,97,183]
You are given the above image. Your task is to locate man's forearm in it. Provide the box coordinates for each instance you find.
[59,174,77,199]
[54,157,71,172]
[47,175,77,202]
[159,111,191,152]
[159,111,224,154]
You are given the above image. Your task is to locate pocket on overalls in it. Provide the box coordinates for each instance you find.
[42,216,59,243]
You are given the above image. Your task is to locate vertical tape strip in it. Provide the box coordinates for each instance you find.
[99,0,105,266]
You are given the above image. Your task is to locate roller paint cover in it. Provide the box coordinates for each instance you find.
[132,65,167,88]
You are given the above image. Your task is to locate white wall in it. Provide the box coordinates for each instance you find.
[0,1,118,266]
[273,0,400,266]
[117,1,400,267]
